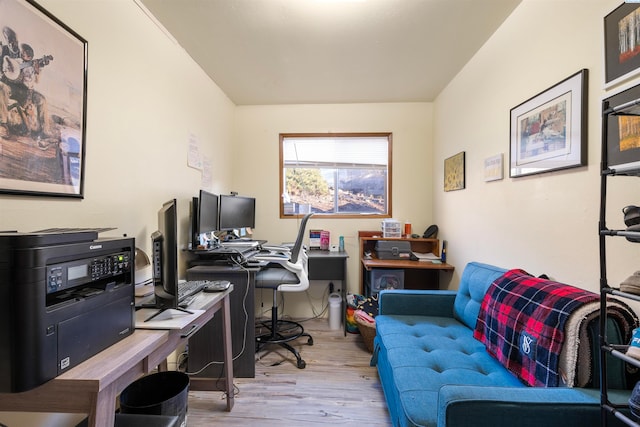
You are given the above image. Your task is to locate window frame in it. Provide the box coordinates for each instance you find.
[279,132,393,219]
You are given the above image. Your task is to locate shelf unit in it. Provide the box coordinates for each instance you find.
[358,230,454,295]
[599,88,640,427]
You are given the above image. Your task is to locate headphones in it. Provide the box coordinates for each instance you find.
[623,205,640,227]
[622,206,640,242]
[423,224,438,239]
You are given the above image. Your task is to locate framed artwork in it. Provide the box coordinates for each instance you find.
[604,3,640,88]
[444,151,465,192]
[602,81,640,173]
[484,153,504,182]
[0,0,87,197]
[509,69,588,178]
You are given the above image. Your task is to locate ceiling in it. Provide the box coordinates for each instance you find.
[139,0,521,106]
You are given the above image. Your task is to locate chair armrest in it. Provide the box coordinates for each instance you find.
[437,385,629,427]
[378,289,456,317]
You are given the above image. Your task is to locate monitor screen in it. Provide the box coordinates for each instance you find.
[198,190,219,234]
[152,199,179,309]
[218,194,256,231]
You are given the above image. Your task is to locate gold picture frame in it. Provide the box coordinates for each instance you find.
[444,151,465,192]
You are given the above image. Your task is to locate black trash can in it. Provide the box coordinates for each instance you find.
[120,371,189,427]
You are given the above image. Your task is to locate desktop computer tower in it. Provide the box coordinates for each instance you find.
[186,266,256,378]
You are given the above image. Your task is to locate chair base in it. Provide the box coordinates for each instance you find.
[256,319,313,369]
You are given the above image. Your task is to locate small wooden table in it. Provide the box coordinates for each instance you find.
[0,289,234,426]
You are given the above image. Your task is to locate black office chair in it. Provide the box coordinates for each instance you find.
[254,213,314,369]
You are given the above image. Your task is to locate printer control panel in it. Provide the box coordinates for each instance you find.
[46,251,131,294]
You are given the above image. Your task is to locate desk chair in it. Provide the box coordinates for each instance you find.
[254,213,314,369]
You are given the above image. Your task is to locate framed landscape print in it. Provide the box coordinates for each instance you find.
[0,0,87,197]
[509,69,588,178]
[604,3,640,88]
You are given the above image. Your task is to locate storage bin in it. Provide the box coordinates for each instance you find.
[375,240,413,260]
[367,269,404,294]
[381,219,401,238]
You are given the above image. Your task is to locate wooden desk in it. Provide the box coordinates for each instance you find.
[0,289,234,426]
[359,231,454,294]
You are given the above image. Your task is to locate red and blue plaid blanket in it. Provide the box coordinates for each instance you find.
[473,269,598,387]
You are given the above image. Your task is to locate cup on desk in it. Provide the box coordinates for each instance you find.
[404,222,412,237]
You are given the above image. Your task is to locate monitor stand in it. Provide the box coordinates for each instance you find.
[144,306,193,322]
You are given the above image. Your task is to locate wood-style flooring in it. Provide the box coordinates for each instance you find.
[187,318,391,426]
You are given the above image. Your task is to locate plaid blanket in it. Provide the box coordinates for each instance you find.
[473,269,599,387]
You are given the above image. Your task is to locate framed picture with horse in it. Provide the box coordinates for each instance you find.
[0,0,87,197]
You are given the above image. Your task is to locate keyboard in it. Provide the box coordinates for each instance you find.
[177,280,209,303]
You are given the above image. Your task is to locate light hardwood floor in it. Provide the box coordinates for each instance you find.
[187,318,391,426]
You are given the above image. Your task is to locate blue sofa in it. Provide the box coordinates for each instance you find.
[371,262,635,427]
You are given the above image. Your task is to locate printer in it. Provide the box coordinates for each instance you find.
[0,231,135,392]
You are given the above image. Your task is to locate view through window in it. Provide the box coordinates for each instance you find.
[280,133,392,218]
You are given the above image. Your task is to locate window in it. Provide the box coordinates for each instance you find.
[280,133,392,218]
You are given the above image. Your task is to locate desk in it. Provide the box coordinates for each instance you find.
[308,249,349,335]
[0,289,234,427]
[359,231,453,294]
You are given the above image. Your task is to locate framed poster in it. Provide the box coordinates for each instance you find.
[444,151,465,192]
[0,0,87,197]
[509,69,588,178]
[604,3,640,88]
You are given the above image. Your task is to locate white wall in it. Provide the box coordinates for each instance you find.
[233,102,433,316]
[0,0,234,425]
[433,0,640,292]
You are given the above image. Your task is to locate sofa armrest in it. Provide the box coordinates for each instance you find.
[378,289,456,317]
[437,385,629,427]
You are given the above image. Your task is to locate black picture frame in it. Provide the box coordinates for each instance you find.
[0,0,87,198]
[602,82,640,173]
[509,69,588,178]
[604,3,640,88]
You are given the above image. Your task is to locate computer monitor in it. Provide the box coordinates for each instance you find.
[218,194,256,233]
[152,199,179,310]
[191,190,219,248]
[198,190,219,234]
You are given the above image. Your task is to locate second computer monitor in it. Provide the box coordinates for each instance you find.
[198,190,219,234]
[218,194,256,231]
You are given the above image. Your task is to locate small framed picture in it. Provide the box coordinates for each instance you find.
[484,154,504,182]
[509,69,588,178]
[602,82,640,173]
[444,151,465,192]
[604,3,640,88]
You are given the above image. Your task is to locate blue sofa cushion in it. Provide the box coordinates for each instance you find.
[375,313,524,427]
[452,262,507,329]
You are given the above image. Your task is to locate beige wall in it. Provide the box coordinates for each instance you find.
[0,0,235,272]
[233,102,433,316]
[433,0,640,292]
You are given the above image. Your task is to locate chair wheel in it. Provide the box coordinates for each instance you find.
[297,359,306,369]
[307,337,314,346]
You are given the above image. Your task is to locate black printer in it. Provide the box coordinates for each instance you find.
[0,231,135,392]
